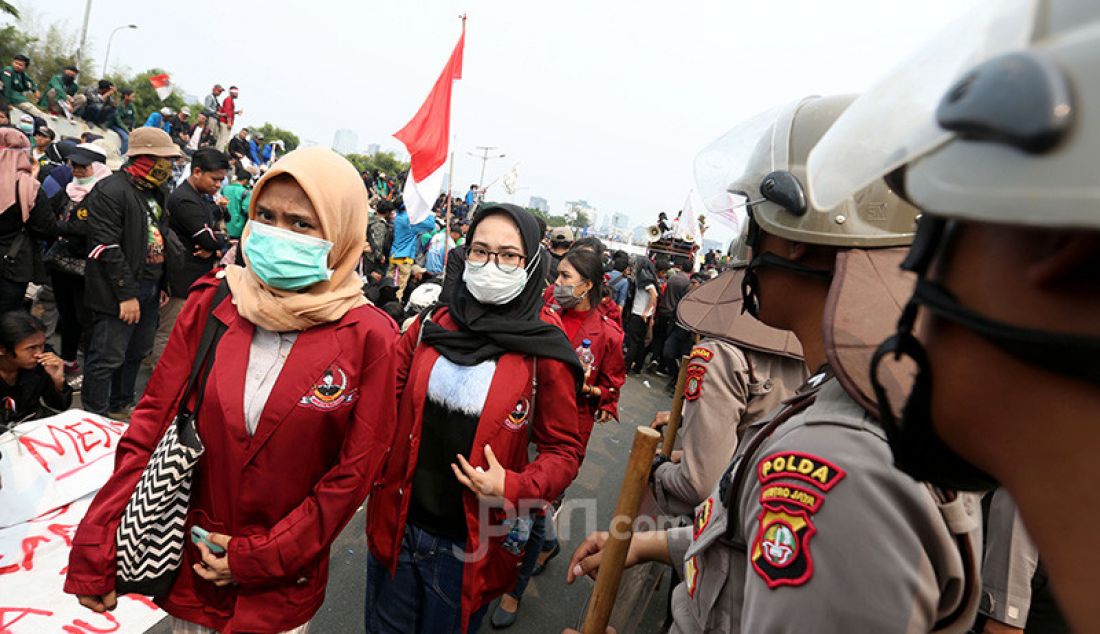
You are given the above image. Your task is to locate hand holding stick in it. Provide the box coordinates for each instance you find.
[580,426,661,634]
[660,355,691,457]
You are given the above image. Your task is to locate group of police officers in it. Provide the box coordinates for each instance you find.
[565,0,1098,631]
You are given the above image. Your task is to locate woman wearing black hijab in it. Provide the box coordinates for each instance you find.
[624,255,659,373]
[365,204,584,633]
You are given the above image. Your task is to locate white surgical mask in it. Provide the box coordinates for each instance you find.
[463,264,528,305]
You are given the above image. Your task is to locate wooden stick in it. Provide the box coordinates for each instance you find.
[441,148,455,280]
[581,426,662,634]
[660,355,691,457]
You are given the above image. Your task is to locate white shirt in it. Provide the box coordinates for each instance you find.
[242,327,298,436]
[632,283,656,317]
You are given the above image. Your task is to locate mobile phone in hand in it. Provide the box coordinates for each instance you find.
[190,525,225,555]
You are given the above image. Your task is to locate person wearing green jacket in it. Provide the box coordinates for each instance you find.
[2,54,44,117]
[219,172,251,240]
[108,88,136,153]
[39,65,84,115]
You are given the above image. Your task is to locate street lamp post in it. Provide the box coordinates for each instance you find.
[102,24,138,77]
[75,0,92,70]
[467,146,506,189]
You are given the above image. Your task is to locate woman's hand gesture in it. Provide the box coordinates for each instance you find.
[452,445,506,501]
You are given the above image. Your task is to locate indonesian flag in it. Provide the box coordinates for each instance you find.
[394,23,465,224]
[148,73,172,100]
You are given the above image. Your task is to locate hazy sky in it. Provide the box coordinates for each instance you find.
[31,0,980,244]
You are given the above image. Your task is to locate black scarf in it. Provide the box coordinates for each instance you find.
[422,203,582,376]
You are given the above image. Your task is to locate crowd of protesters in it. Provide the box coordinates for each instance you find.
[0,47,755,634]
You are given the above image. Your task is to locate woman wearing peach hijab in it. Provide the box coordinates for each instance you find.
[66,147,398,633]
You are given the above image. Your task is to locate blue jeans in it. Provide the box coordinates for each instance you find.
[110,127,129,154]
[365,524,487,634]
[509,510,559,600]
[82,279,160,415]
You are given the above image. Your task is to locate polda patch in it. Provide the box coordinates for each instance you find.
[694,497,714,539]
[298,366,357,411]
[683,364,707,401]
[685,555,701,598]
[688,347,715,363]
[757,452,846,492]
[750,503,817,588]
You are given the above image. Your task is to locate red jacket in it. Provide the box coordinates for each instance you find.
[366,307,583,629]
[218,95,236,126]
[65,273,398,633]
[546,301,626,443]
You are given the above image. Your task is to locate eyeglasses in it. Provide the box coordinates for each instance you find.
[466,246,526,273]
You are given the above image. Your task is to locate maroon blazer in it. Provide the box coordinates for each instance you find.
[65,272,399,633]
[366,307,583,629]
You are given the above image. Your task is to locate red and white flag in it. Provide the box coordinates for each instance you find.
[148,73,172,100]
[394,21,465,224]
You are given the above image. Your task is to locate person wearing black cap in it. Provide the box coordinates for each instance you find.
[1,54,43,118]
[38,140,77,195]
[39,65,85,116]
[32,126,54,165]
[45,143,110,374]
[80,80,117,126]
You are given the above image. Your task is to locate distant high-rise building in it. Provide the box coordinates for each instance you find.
[613,212,631,231]
[367,143,381,155]
[529,196,550,213]
[332,129,359,155]
[564,200,596,226]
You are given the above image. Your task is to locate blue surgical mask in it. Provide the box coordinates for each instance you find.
[18,122,34,135]
[243,221,334,291]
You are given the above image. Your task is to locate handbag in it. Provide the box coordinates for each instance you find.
[0,230,26,282]
[43,239,86,276]
[114,280,230,597]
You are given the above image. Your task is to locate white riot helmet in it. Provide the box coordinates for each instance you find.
[806,0,1100,491]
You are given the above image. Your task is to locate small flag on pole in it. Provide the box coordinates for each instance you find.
[148,73,172,100]
[394,18,465,224]
[503,165,519,195]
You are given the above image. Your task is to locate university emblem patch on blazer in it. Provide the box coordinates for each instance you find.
[299,366,357,411]
[503,398,531,431]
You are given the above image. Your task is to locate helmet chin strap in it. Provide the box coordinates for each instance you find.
[741,250,833,318]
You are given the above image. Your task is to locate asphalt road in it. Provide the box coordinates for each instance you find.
[139,372,674,634]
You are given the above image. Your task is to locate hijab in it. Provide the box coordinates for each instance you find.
[65,161,112,203]
[0,128,39,221]
[225,147,369,332]
[422,203,582,373]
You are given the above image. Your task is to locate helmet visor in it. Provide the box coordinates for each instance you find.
[806,0,1036,211]
[694,102,798,229]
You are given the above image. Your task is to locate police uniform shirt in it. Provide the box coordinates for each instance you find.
[651,338,807,516]
[666,373,982,633]
[979,488,1070,632]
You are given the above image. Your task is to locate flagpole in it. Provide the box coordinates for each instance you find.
[441,13,465,282]
[442,146,456,280]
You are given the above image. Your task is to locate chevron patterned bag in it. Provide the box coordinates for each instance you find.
[115,282,229,597]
